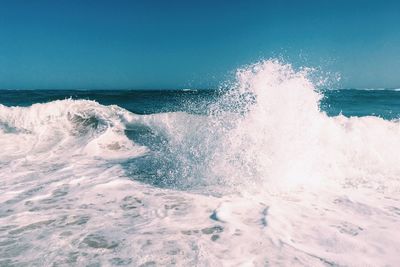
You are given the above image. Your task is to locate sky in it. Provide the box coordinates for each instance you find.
[0,0,399,89]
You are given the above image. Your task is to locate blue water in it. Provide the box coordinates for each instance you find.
[1,89,400,120]
[321,89,400,120]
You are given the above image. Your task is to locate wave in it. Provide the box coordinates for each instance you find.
[181,88,198,92]
[1,60,399,193]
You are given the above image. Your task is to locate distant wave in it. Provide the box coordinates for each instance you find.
[181,88,199,92]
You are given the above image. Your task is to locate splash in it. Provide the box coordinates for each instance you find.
[211,60,400,191]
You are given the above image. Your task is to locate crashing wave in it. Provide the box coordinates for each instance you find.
[0,60,399,193]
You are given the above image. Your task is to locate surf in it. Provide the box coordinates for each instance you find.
[2,59,400,266]
[1,59,399,194]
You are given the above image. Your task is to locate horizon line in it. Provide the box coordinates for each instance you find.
[0,87,400,91]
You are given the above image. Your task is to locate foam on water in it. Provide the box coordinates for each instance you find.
[1,60,400,266]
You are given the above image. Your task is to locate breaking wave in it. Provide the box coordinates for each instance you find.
[1,60,399,193]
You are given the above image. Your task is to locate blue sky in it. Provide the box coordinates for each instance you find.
[0,0,399,89]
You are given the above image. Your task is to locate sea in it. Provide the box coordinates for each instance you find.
[1,60,400,266]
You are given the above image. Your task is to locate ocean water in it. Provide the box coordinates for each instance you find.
[1,60,400,266]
